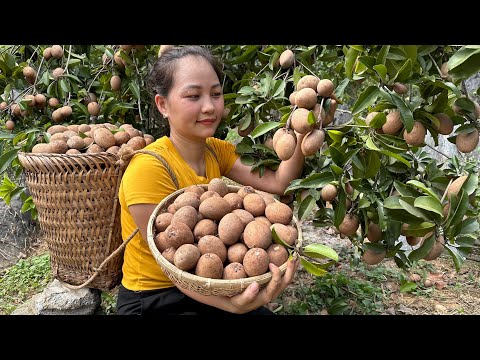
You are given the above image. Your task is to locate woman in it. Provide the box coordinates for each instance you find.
[116,45,306,315]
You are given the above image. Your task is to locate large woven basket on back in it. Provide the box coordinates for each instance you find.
[146,184,303,297]
[18,152,126,291]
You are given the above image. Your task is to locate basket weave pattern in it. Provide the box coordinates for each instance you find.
[18,152,125,290]
[147,184,302,297]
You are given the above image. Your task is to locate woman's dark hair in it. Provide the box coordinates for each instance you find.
[147,45,224,98]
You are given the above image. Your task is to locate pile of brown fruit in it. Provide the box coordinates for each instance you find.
[153,178,298,280]
[31,123,154,154]
[272,74,338,160]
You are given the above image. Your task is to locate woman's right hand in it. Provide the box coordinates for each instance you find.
[226,256,300,314]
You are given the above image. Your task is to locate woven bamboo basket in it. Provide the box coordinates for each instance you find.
[18,152,127,291]
[146,184,303,297]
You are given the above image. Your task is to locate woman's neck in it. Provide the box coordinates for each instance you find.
[168,132,206,176]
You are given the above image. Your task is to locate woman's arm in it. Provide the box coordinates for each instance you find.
[226,133,306,196]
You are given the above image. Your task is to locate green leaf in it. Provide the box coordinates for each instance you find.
[454,97,475,113]
[298,195,316,221]
[406,180,441,201]
[335,78,349,99]
[128,82,140,100]
[401,46,417,65]
[333,189,346,228]
[414,196,443,216]
[448,47,480,80]
[358,196,371,209]
[300,257,328,276]
[303,244,339,261]
[461,173,478,196]
[368,112,386,128]
[373,64,388,82]
[398,198,431,221]
[387,91,414,132]
[394,59,412,83]
[0,148,19,174]
[394,181,422,197]
[400,281,417,293]
[235,143,254,154]
[376,45,390,65]
[447,190,468,228]
[409,232,435,261]
[384,196,403,210]
[298,172,335,189]
[240,154,255,166]
[345,47,359,79]
[59,79,70,93]
[251,122,279,139]
[364,151,380,179]
[271,227,293,249]
[402,222,436,237]
[352,86,380,115]
[444,244,465,273]
[358,56,376,70]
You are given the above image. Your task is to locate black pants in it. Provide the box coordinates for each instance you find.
[116,284,274,315]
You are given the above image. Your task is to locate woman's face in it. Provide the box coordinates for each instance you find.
[156,55,224,141]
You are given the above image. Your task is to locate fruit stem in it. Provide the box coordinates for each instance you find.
[316,97,325,130]
[460,80,469,99]
[286,105,297,129]
[425,143,450,159]
[428,54,444,78]
[131,52,144,123]
[440,178,453,203]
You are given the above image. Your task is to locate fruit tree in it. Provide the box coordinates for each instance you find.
[0,45,479,273]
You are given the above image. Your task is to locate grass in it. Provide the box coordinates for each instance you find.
[0,253,52,314]
[278,255,410,315]
[0,252,119,315]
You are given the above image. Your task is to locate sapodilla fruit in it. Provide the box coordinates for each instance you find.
[447,175,468,198]
[434,113,454,135]
[110,75,121,91]
[392,82,408,94]
[301,128,325,156]
[338,214,359,237]
[23,66,36,84]
[362,248,386,265]
[291,108,315,134]
[316,79,335,98]
[5,120,15,131]
[423,235,445,261]
[323,99,337,126]
[289,91,297,106]
[366,222,382,243]
[50,45,64,59]
[296,75,319,91]
[321,184,338,202]
[279,49,295,69]
[88,102,101,116]
[403,121,426,146]
[382,110,403,134]
[273,127,290,149]
[295,88,317,110]
[274,131,297,161]
[456,129,479,153]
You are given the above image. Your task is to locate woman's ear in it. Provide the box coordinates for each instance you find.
[155,94,168,118]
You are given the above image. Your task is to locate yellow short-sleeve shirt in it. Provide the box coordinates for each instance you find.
[119,136,239,291]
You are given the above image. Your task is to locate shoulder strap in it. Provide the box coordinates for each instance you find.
[205,143,219,163]
[134,150,179,190]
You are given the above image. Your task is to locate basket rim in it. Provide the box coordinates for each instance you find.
[146,184,303,292]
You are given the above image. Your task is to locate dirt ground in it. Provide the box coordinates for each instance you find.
[277,219,480,315]
[3,206,480,315]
